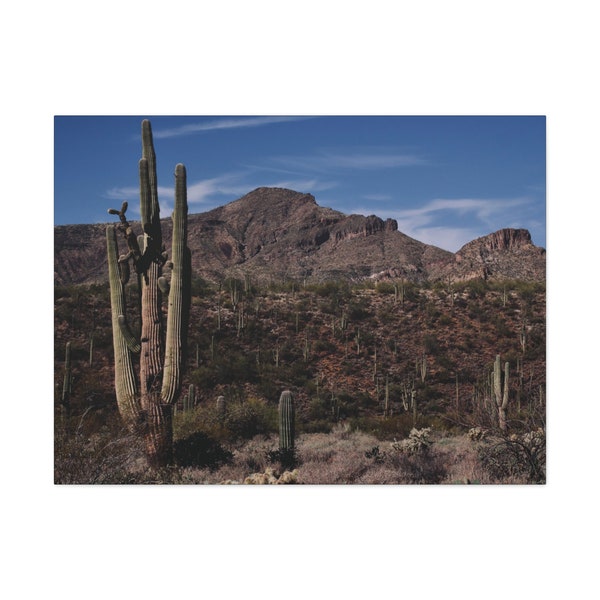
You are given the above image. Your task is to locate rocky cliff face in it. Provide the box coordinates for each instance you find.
[427,228,546,282]
[54,188,545,286]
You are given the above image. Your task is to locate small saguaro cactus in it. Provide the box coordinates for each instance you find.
[60,341,72,426]
[278,390,295,452]
[183,384,196,412]
[493,354,510,431]
[106,119,191,468]
[216,395,227,418]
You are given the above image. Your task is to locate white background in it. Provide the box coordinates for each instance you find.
[2,1,597,598]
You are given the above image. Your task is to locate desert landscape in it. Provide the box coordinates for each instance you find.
[54,121,545,484]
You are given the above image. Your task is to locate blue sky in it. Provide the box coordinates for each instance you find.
[54,115,545,252]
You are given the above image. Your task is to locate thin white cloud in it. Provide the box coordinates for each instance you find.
[383,197,531,228]
[272,149,428,172]
[363,193,392,201]
[263,178,337,193]
[152,116,312,139]
[406,226,482,252]
[104,170,337,217]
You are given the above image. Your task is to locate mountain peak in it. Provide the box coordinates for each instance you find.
[446,227,545,281]
[230,187,318,209]
[457,228,534,254]
[54,189,545,286]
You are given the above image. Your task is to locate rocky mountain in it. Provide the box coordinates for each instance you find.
[54,187,545,286]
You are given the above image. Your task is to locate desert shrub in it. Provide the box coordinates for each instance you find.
[190,276,211,298]
[468,427,487,441]
[424,302,441,322]
[308,395,334,421]
[423,334,440,355]
[301,419,334,434]
[478,429,546,483]
[465,278,489,298]
[391,427,432,454]
[364,445,386,464]
[375,281,395,295]
[54,426,145,484]
[243,467,298,484]
[490,314,511,337]
[312,338,337,354]
[438,313,452,326]
[347,300,371,321]
[388,448,448,484]
[349,413,415,440]
[174,396,277,443]
[334,391,363,419]
[308,280,351,300]
[226,397,278,439]
[190,350,258,388]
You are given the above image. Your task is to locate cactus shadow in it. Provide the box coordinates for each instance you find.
[173,431,233,470]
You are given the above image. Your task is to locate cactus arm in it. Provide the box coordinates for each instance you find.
[158,276,170,294]
[502,361,510,409]
[61,341,72,406]
[117,315,141,354]
[138,152,164,408]
[161,164,189,405]
[493,355,502,407]
[493,355,510,431]
[106,224,140,427]
[141,120,162,249]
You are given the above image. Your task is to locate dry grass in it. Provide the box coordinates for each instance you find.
[55,422,544,484]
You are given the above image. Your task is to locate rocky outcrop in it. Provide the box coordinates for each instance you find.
[463,228,533,253]
[430,228,546,282]
[332,215,398,242]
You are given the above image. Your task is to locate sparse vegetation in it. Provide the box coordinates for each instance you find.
[55,274,545,484]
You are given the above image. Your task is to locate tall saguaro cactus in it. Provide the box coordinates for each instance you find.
[106,119,190,467]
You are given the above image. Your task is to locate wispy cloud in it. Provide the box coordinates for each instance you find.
[363,193,392,202]
[400,197,531,230]
[152,116,312,139]
[271,148,428,173]
[404,226,482,252]
[104,170,337,216]
[105,171,248,214]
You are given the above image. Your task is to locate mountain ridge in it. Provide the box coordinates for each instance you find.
[54,187,545,286]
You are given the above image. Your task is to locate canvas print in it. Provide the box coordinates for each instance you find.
[54,116,546,484]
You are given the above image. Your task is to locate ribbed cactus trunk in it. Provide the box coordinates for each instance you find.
[107,119,190,468]
[60,341,72,429]
[216,395,227,419]
[493,355,510,432]
[278,390,295,452]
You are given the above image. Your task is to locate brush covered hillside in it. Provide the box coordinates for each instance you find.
[55,270,546,484]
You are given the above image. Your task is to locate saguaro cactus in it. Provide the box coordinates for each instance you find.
[107,119,190,467]
[216,395,227,419]
[60,341,72,426]
[183,384,196,412]
[278,390,295,452]
[493,354,510,432]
